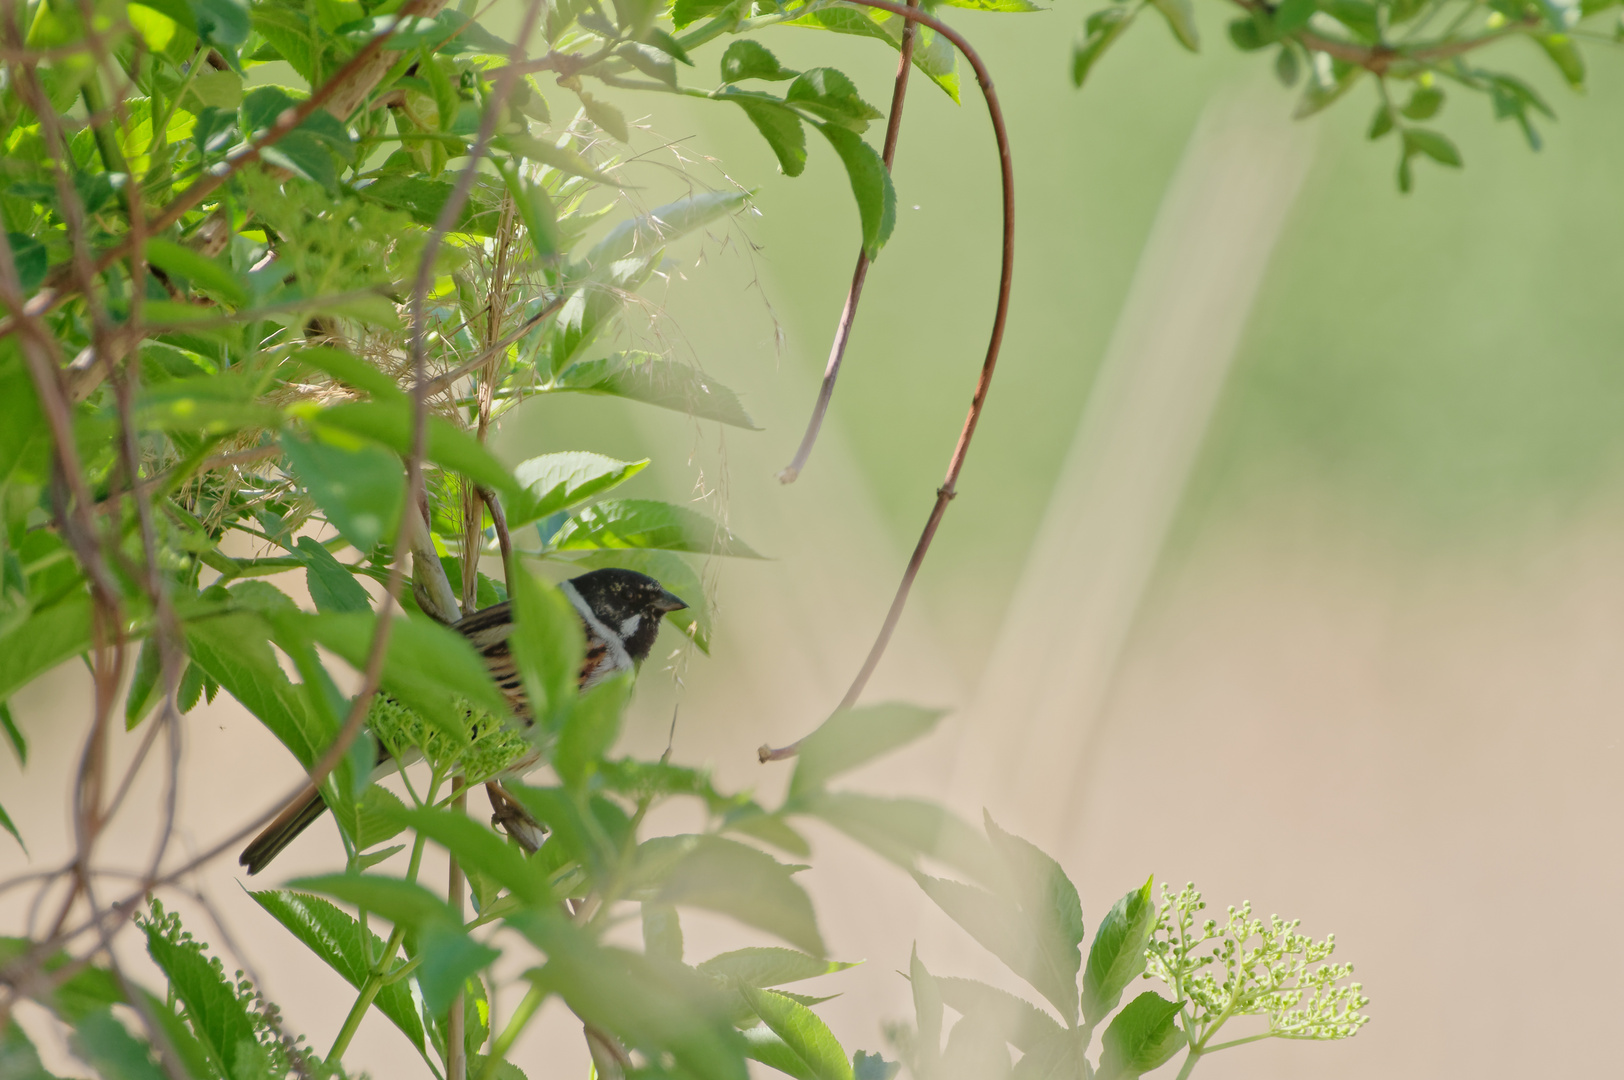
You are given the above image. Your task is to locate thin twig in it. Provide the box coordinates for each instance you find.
[778,0,920,484]
[760,0,1016,762]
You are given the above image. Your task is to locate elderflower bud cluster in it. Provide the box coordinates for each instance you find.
[366,695,533,786]
[1144,882,1369,1043]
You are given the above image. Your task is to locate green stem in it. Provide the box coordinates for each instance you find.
[474,983,546,1080]
[329,827,433,1061]
[1173,1049,1201,1080]
[79,75,129,178]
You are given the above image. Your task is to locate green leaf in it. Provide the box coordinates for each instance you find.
[579,91,630,142]
[1367,103,1394,140]
[555,676,630,788]
[5,233,47,293]
[390,806,553,906]
[853,1050,901,1080]
[346,784,407,851]
[186,613,328,767]
[1402,85,1444,120]
[1275,43,1300,86]
[290,610,504,735]
[910,946,943,1073]
[1149,0,1199,49]
[506,452,649,529]
[293,537,371,614]
[0,801,22,852]
[555,499,764,558]
[738,986,852,1080]
[788,704,945,799]
[982,814,1084,1026]
[817,123,895,261]
[935,977,1065,1053]
[0,701,23,764]
[1226,13,1273,51]
[508,571,584,731]
[698,948,855,987]
[645,834,825,955]
[618,41,680,86]
[493,134,619,186]
[124,638,161,731]
[189,0,249,47]
[249,889,426,1051]
[745,1027,820,1080]
[553,350,761,428]
[937,0,1040,9]
[314,399,522,499]
[1097,992,1186,1080]
[723,94,809,178]
[943,1014,1013,1079]
[290,872,461,928]
[280,428,403,553]
[1073,7,1136,87]
[787,8,960,102]
[1082,877,1157,1025]
[1536,33,1586,87]
[1294,57,1363,118]
[643,27,693,64]
[142,921,257,1078]
[794,792,1001,886]
[1403,128,1463,167]
[142,237,247,306]
[496,159,563,261]
[417,921,501,1015]
[911,873,1078,1023]
[586,190,748,270]
[722,40,798,82]
[0,596,91,703]
[786,68,883,132]
[295,345,406,401]
[1274,0,1317,32]
[70,1009,166,1080]
[642,903,684,962]
[513,911,749,1080]
[1,1012,63,1079]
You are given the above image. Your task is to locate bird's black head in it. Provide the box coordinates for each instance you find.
[564,568,687,663]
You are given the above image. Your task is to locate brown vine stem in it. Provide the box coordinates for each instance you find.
[776,0,920,484]
[760,0,1016,762]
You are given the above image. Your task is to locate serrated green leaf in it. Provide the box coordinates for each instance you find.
[1097,992,1186,1080]
[186,612,328,768]
[1149,0,1199,49]
[513,911,749,1080]
[1073,7,1136,87]
[724,93,809,177]
[555,498,764,558]
[293,537,371,614]
[816,124,895,261]
[280,428,403,553]
[644,834,825,955]
[553,350,760,428]
[313,398,522,499]
[249,890,426,1051]
[722,39,798,82]
[910,946,943,1071]
[794,791,1001,886]
[936,976,1064,1053]
[982,814,1083,1026]
[143,237,248,307]
[506,452,648,529]
[698,948,855,987]
[1082,877,1157,1024]
[912,873,1079,1023]
[739,986,852,1080]
[786,68,883,132]
[788,704,945,799]
[143,921,257,1078]
[586,190,748,269]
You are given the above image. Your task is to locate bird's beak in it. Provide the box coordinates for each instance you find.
[654,590,688,613]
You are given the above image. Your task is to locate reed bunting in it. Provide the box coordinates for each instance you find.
[239,568,686,874]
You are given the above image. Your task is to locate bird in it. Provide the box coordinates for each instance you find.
[239,567,687,874]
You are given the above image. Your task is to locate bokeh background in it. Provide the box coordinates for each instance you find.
[5,4,1624,1078]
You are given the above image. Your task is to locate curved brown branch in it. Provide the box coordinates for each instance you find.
[761,0,1016,761]
[777,0,921,484]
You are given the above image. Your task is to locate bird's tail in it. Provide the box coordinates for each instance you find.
[240,786,328,875]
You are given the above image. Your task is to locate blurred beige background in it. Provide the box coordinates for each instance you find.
[6,4,1624,1078]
